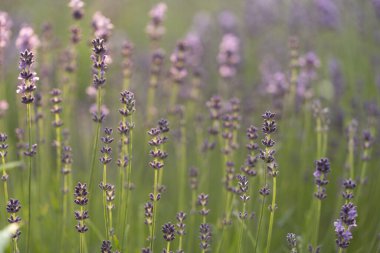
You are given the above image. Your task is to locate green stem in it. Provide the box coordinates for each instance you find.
[103,163,109,240]
[150,169,159,251]
[26,103,32,253]
[89,87,102,190]
[313,199,322,248]
[166,241,171,253]
[237,203,246,253]
[265,177,277,253]
[122,115,134,251]
[2,156,8,205]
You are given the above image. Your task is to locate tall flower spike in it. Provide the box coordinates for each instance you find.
[6,198,22,240]
[17,50,39,105]
[313,158,331,200]
[74,182,89,233]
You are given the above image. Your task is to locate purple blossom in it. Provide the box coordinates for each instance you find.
[0,11,12,49]
[15,25,40,52]
[334,202,357,249]
[314,0,340,30]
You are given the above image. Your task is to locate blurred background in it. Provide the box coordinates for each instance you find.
[0,0,380,252]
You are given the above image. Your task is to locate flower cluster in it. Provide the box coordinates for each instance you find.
[90,38,108,122]
[199,223,212,251]
[148,119,169,173]
[50,89,63,128]
[217,33,240,78]
[342,179,356,200]
[204,95,223,151]
[260,111,277,176]
[236,174,249,219]
[145,2,168,41]
[198,193,209,218]
[15,25,40,52]
[17,50,39,105]
[99,128,114,166]
[176,211,186,237]
[74,182,89,233]
[68,0,85,20]
[149,49,165,89]
[62,146,73,193]
[334,202,357,249]
[100,240,112,253]
[0,11,12,49]
[162,222,176,242]
[241,125,258,177]
[170,41,188,85]
[122,40,133,80]
[313,158,331,200]
[6,198,22,240]
[92,12,113,42]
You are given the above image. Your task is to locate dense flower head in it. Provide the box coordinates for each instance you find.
[199,223,212,250]
[15,25,40,52]
[334,202,357,249]
[0,11,12,48]
[92,12,113,42]
[74,182,88,206]
[0,132,8,158]
[286,233,297,250]
[100,240,112,253]
[162,222,176,241]
[313,158,331,199]
[17,50,39,104]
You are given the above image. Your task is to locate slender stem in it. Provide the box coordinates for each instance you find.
[356,150,370,202]
[254,165,268,253]
[150,169,159,251]
[122,115,134,251]
[2,156,8,205]
[338,248,343,253]
[265,177,277,253]
[178,235,183,252]
[237,203,246,253]
[26,103,32,253]
[166,241,171,253]
[55,114,62,183]
[178,121,186,210]
[103,163,109,240]
[313,199,322,248]
[89,87,102,190]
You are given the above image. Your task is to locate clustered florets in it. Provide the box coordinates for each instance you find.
[313,158,331,200]
[74,182,89,233]
[334,202,357,249]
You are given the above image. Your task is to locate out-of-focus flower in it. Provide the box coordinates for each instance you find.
[314,0,340,30]
[218,11,237,33]
[299,52,321,80]
[0,11,12,49]
[265,72,289,96]
[15,25,40,52]
[145,2,167,41]
[0,100,8,117]
[92,12,113,42]
[217,33,240,79]
[68,0,85,20]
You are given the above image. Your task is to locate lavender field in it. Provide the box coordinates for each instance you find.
[0,0,379,252]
